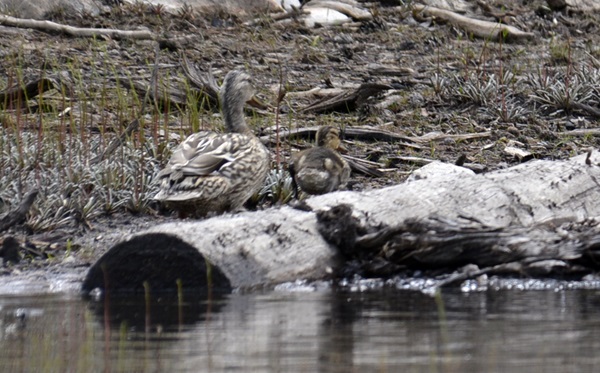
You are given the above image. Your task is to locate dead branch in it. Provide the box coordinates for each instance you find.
[300,83,392,113]
[286,87,345,100]
[262,126,490,150]
[414,131,492,143]
[557,128,600,137]
[261,126,421,150]
[571,102,600,118]
[0,190,39,233]
[180,54,220,106]
[0,15,154,40]
[388,155,435,166]
[504,145,533,162]
[412,4,534,41]
[272,8,309,21]
[342,155,385,177]
[389,155,487,173]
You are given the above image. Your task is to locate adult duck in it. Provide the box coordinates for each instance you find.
[154,70,270,217]
[289,126,351,197]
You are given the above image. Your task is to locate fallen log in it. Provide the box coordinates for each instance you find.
[82,152,600,294]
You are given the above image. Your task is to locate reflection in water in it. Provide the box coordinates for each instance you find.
[0,289,599,372]
[87,291,227,331]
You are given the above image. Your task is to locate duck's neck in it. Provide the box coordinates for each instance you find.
[222,93,250,134]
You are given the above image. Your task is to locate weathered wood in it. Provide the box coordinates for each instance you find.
[83,152,600,292]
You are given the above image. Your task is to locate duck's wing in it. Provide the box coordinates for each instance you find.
[157,132,242,180]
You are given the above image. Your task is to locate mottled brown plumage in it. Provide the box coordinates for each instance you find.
[154,70,270,217]
[289,126,351,197]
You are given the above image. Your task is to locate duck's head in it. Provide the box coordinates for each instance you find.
[221,70,254,109]
[316,126,346,153]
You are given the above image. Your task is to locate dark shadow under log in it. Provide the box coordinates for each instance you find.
[82,233,232,294]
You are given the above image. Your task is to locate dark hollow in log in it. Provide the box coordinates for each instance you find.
[82,233,232,294]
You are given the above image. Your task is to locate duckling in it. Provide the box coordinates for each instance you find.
[153,70,270,217]
[289,126,351,197]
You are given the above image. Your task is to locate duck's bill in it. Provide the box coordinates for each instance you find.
[337,143,349,154]
[246,96,270,111]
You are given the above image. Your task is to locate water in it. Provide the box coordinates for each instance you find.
[0,288,599,372]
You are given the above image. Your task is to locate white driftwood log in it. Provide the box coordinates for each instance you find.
[84,152,600,291]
